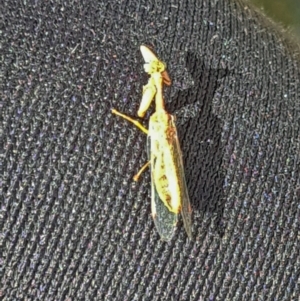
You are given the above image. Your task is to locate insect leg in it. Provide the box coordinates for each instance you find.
[111,109,148,134]
[133,161,150,181]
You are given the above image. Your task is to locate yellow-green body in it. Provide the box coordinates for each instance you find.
[149,110,181,213]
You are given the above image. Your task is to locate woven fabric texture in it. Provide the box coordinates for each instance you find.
[1,0,300,300]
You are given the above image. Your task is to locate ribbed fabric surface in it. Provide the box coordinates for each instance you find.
[1,0,300,300]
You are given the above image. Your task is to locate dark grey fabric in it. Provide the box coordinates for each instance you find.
[1,0,300,300]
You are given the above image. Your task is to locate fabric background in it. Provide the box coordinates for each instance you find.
[1,0,300,300]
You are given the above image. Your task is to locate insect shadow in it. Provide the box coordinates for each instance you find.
[167,51,232,235]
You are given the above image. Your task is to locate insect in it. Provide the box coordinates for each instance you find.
[112,45,192,240]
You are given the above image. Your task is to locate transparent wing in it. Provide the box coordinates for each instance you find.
[147,115,192,240]
[147,135,178,241]
[151,181,178,241]
[169,116,192,238]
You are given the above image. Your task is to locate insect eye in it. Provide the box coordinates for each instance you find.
[146,60,165,74]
